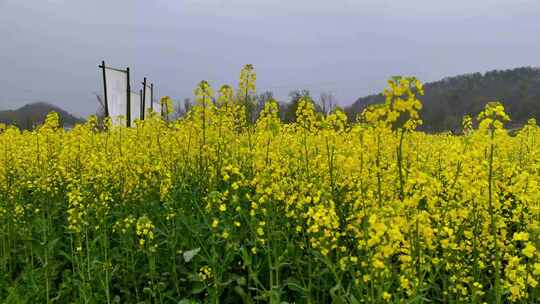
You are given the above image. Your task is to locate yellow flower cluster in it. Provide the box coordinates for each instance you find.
[199,265,213,281]
[238,64,256,98]
[1,68,540,302]
[478,101,511,130]
[160,96,174,116]
[113,215,136,234]
[384,76,424,130]
[136,215,155,251]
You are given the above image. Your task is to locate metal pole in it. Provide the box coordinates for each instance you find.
[99,61,109,117]
[142,77,147,120]
[139,89,143,120]
[126,67,131,127]
[150,83,154,111]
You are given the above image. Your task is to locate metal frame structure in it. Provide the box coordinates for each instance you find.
[142,78,147,120]
[126,67,131,127]
[100,61,159,126]
[139,89,143,120]
[142,79,159,118]
[99,61,131,127]
[98,61,109,117]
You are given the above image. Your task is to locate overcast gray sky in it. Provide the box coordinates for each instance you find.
[1,0,540,117]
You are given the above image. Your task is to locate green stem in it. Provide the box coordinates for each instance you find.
[397,129,405,201]
[488,128,501,304]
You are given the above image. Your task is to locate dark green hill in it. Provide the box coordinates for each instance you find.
[345,67,540,132]
[0,102,85,130]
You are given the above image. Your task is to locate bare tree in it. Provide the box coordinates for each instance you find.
[183,98,192,116]
[94,93,106,118]
[255,91,274,119]
[318,91,336,115]
[172,99,183,119]
[165,98,194,120]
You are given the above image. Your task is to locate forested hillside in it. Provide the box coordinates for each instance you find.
[0,102,84,130]
[345,67,540,131]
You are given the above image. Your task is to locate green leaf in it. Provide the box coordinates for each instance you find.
[191,282,206,294]
[236,276,247,286]
[329,284,346,304]
[284,277,306,293]
[234,286,254,304]
[348,294,361,304]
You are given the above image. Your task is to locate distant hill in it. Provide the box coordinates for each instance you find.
[345,67,540,132]
[0,102,85,130]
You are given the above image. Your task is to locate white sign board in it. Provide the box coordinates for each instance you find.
[104,68,128,126]
[144,85,152,117]
[130,91,141,126]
